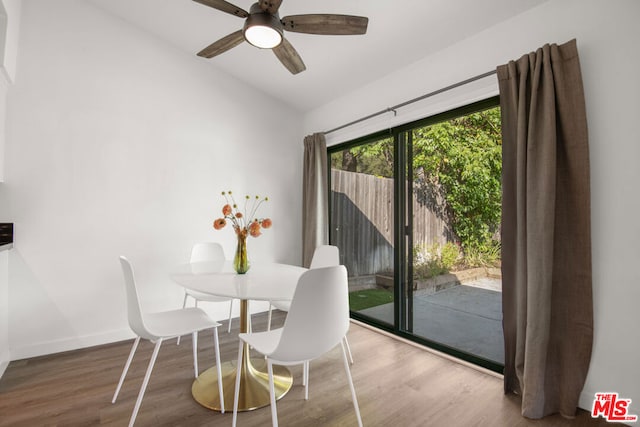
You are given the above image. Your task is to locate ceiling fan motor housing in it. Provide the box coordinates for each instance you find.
[243,3,284,48]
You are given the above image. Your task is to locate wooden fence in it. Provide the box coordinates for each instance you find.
[331,169,453,280]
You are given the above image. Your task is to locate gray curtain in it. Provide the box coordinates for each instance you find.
[498,39,593,419]
[302,133,328,268]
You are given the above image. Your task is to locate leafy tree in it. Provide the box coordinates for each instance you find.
[331,107,502,265]
[331,137,393,178]
[413,107,502,254]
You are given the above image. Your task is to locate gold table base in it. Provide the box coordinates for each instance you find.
[192,300,292,412]
[192,357,293,412]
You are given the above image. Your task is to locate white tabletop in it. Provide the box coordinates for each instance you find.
[170,260,307,301]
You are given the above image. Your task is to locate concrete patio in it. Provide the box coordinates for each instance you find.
[358,278,504,364]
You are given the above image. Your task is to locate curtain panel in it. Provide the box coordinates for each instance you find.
[498,39,593,419]
[302,133,329,268]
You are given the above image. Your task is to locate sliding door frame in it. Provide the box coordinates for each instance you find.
[328,96,503,373]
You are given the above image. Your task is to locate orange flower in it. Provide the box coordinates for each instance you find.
[213,218,227,230]
[249,221,262,237]
[214,192,271,239]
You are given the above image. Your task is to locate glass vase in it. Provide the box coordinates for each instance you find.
[234,229,250,274]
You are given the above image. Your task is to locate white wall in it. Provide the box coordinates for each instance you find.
[4,0,303,360]
[0,0,19,379]
[305,0,640,418]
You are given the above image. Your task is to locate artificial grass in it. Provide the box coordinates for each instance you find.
[349,288,394,311]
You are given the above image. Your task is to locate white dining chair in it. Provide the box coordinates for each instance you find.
[113,256,225,427]
[180,242,236,335]
[267,245,353,364]
[232,265,362,427]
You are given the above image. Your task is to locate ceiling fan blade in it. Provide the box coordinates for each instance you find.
[273,38,306,75]
[192,0,248,18]
[197,30,245,58]
[281,14,368,35]
[258,0,283,15]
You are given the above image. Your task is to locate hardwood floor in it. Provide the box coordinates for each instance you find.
[0,311,617,426]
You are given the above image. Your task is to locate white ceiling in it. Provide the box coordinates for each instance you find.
[88,0,547,112]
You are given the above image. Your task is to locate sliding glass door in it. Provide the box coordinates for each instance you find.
[329,135,395,328]
[329,98,504,372]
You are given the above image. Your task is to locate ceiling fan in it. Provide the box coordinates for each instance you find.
[193,0,369,74]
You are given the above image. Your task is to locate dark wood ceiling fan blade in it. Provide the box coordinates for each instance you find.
[197,30,245,58]
[273,38,306,75]
[192,0,248,18]
[281,14,368,35]
[258,0,283,15]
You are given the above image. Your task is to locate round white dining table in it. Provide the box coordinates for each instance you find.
[170,260,307,413]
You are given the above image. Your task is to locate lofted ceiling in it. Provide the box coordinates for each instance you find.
[88,0,547,112]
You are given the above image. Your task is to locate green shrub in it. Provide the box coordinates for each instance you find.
[440,242,460,270]
[462,240,501,268]
[413,242,460,279]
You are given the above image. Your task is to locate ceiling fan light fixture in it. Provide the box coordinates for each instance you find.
[243,12,283,49]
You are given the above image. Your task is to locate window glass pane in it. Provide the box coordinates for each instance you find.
[328,98,504,372]
[410,105,504,364]
[330,137,394,327]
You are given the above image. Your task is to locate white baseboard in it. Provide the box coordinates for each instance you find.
[9,328,135,361]
[8,306,271,362]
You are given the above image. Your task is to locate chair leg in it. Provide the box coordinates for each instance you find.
[227,299,234,333]
[267,304,273,332]
[177,293,190,346]
[213,327,225,413]
[302,361,307,386]
[112,336,140,404]
[341,340,362,427]
[129,339,163,427]
[192,331,199,378]
[267,359,279,427]
[344,336,354,365]
[303,361,309,400]
[232,340,244,427]
[181,292,189,309]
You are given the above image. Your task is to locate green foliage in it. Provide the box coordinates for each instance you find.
[330,137,394,178]
[440,242,460,270]
[331,105,503,272]
[413,242,460,279]
[414,261,447,280]
[413,107,502,252]
[461,240,501,268]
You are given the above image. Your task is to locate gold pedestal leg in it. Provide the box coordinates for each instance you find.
[191,299,293,412]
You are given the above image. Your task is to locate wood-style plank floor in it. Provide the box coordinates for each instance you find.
[0,311,617,426]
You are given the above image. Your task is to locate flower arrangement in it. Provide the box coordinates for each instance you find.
[213,191,272,273]
[213,191,272,236]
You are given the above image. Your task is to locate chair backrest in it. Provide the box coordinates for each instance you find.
[270,265,349,362]
[119,256,154,341]
[309,245,340,269]
[190,242,225,263]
